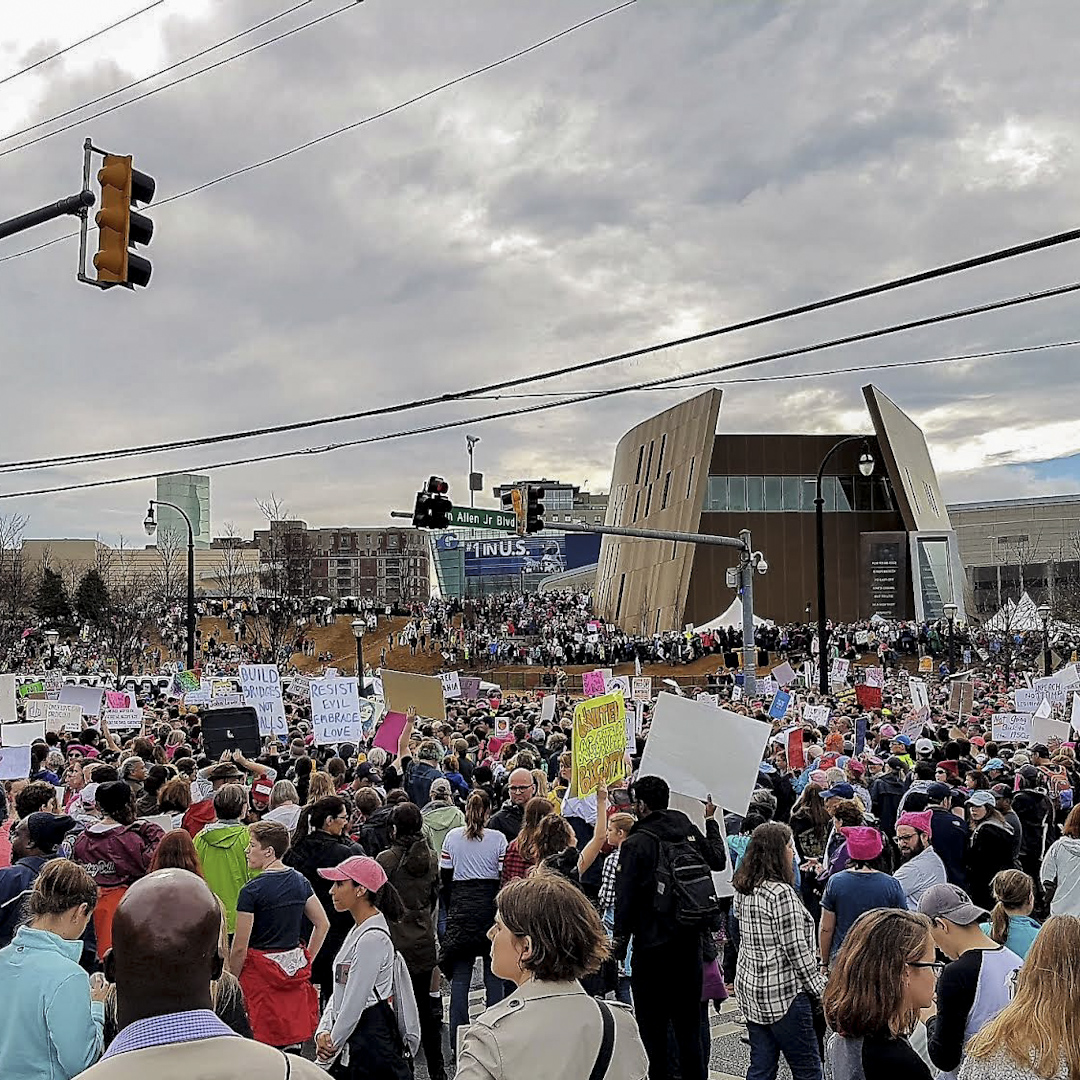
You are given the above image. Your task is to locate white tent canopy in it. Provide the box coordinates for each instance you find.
[983,592,1076,635]
[693,596,773,634]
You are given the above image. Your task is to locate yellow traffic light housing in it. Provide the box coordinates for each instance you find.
[92,152,155,288]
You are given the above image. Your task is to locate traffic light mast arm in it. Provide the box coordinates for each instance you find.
[0,189,94,242]
[558,521,749,549]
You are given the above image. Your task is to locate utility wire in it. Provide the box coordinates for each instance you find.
[0,1,166,88]
[0,0,319,144]
[0,0,359,160]
[0,278,1076,501]
[0,0,639,264]
[0,216,1077,472]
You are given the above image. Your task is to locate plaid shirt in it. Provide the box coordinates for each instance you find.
[104,1009,236,1058]
[500,838,532,885]
[597,848,620,916]
[733,880,826,1024]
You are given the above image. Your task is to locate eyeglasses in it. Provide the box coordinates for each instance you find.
[509,785,535,793]
[895,832,919,842]
[907,961,945,974]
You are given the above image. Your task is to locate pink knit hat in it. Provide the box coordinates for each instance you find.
[841,825,883,861]
[809,770,830,787]
[897,810,933,836]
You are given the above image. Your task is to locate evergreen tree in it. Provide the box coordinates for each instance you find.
[74,567,110,627]
[35,567,74,630]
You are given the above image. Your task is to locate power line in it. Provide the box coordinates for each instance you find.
[0,1,359,161]
[1,278,1076,501]
[461,339,1080,398]
[0,1,167,88]
[0,0,640,264]
[0,0,319,145]
[0,214,1077,473]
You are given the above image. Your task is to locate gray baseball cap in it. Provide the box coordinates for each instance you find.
[917,883,989,925]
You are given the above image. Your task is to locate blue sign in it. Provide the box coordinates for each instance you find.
[438,534,567,578]
[768,690,791,720]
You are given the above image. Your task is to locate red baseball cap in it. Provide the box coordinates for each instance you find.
[251,777,274,806]
[318,856,387,893]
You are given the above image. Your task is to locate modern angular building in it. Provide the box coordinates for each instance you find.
[155,473,211,549]
[594,385,965,629]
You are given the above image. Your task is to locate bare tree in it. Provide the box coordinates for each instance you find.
[147,528,186,615]
[251,496,311,664]
[94,540,156,678]
[212,523,259,606]
[0,513,31,663]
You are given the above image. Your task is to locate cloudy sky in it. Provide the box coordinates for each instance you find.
[2,0,1079,546]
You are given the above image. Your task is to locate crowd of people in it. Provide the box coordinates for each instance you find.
[4,607,1080,1078]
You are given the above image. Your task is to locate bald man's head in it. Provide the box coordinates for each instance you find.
[107,869,223,1026]
[508,767,537,806]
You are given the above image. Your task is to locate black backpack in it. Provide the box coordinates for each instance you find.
[652,830,722,930]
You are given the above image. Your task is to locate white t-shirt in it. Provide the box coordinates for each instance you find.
[440,826,507,881]
[263,803,302,831]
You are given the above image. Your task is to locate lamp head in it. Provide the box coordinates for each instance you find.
[858,451,875,477]
[942,603,957,621]
[44,628,59,647]
[351,618,364,640]
[1037,603,1051,622]
[143,504,157,537]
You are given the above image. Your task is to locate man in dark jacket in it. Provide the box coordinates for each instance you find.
[870,756,910,837]
[0,812,74,947]
[1012,764,1053,910]
[927,783,969,887]
[486,768,535,840]
[614,775,725,1080]
[405,741,443,809]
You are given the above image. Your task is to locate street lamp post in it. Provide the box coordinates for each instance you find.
[351,618,368,696]
[1037,602,1052,677]
[466,435,481,509]
[815,438,875,695]
[44,627,59,670]
[942,602,957,673]
[144,501,196,671]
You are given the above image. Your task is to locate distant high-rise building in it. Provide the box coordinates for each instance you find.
[156,473,211,549]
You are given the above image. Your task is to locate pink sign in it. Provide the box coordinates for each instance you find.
[582,670,607,698]
[372,710,409,753]
[105,691,132,711]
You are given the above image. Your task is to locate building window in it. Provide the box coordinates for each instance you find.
[764,476,782,511]
[635,446,644,485]
[661,471,672,510]
[706,476,727,511]
[633,489,641,522]
[644,485,653,517]
[645,440,655,481]
[728,477,746,512]
[747,476,764,512]
[924,482,938,515]
[782,476,801,511]
[656,433,667,479]
[686,457,695,500]
[615,574,626,622]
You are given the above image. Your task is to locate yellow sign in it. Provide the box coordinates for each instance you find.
[569,692,628,797]
[919,657,933,673]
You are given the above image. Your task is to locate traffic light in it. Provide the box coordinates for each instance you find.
[94,154,155,288]
[525,486,545,533]
[412,477,451,529]
[502,486,526,535]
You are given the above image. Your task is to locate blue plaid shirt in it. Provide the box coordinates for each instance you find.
[104,1009,237,1058]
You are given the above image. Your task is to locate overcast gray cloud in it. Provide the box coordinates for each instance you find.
[2,0,1080,544]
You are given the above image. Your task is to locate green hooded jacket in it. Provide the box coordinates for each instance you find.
[193,822,257,932]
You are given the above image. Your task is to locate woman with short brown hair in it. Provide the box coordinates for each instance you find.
[824,908,936,1078]
[453,872,648,1080]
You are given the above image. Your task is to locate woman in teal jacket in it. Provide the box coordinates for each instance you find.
[0,859,108,1080]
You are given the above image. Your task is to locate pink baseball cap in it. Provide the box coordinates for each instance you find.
[318,856,387,893]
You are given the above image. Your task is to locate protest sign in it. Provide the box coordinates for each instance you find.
[458,677,481,702]
[771,661,797,688]
[493,714,512,739]
[948,681,974,717]
[830,659,850,683]
[730,685,744,703]
[286,676,311,701]
[639,694,771,814]
[211,692,244,708]
[1014,688,1040,714]
[609,675,631,699]
[803,704,830,726]
[581,670,606,698]
[787,728,806,770]
[768,691,791,720]
[0,676,15,724]
[311,677,362,746]
[631,677,653,703]
[58,685,103,718]
[992,713,1032,743]
[26,700,83,732]
[909,678,930,715]
[175,670,200,694]
[697,693,719,708]
[1053,664,1080,688]
[540,694,556,725]
[1,721,45,746]
[44,672,63,701]
[670,791,734,899]
[358,698,380,738]
[757,677,778,700]
[901,712,926,741]
[381,670,446,721]
[105,690,133,711]
[855,685,881,710]
[0,745,31,780]
[865,667,884,689]
[856,630,870,646]
[440,671,462,700]
[919,657,933,673]
[372,710,409,753]
[1033,678,1068,707]
[18,681,44,699]
[103,708,143,732]
[182,689,211,706]
[569,692,628,798]
[1072,691,1080,736]
[1032,714,1071,746]
[855,715,867,756]
[239,665,288,737]
[1034,697,1053,721]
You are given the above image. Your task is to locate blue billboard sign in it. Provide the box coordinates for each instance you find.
[437,534,567,578]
